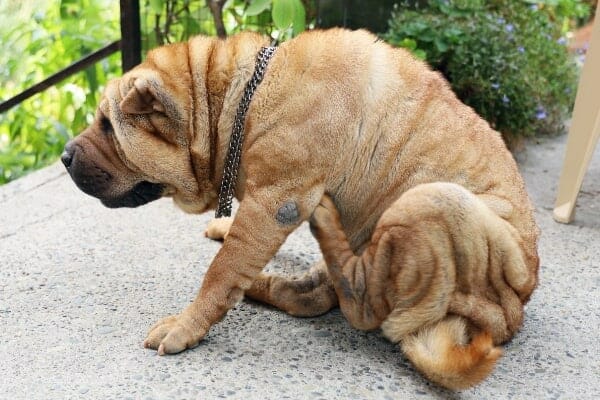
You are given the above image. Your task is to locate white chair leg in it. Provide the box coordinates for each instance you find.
[553,10,600,224]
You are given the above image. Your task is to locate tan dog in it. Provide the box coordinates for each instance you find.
[61,28,539,389]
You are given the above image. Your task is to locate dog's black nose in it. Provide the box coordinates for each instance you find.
[61,151,73,168]
[61,142,74,169]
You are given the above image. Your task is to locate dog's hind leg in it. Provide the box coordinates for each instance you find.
[309,184,527,389]
[309,195,393,330]
[245,260,339,317]
[204,215,338,317]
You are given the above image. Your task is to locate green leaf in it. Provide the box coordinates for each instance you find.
[434,37,448,52]
[414,49,427,60]
[181,15,201,36]
[272,0,294,31]
[246,0,272,16]
[59,0,78,20]
[84,65,98,94]
[291,0,306,36]
[398,38,417,51]
[149,0,164,15]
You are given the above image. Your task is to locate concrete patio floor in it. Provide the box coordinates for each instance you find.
[1,132,599,399]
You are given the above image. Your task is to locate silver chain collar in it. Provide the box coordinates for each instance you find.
[215,46,277,218]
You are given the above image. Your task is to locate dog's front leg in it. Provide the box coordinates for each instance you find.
[144,192,316,355]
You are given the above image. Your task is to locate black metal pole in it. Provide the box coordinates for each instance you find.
[120,0,142,72]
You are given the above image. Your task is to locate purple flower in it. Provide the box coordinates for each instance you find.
[535,106,547,120]
[505,24,514,33]
[497,17,506,25]
[557,37,567,46]
[518,46,525,53]
[530,4,538,11]
[491,83,500,89]
[502,95,510,104]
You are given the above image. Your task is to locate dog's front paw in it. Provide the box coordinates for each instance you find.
[143,313,206,355]
[205,217,233,241]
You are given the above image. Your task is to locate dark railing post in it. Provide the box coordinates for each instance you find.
[120,0,142,72]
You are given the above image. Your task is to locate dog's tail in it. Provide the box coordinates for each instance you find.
[401,316,502,390]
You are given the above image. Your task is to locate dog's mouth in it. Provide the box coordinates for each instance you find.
[100,181,166,208]
[62,139,165,209]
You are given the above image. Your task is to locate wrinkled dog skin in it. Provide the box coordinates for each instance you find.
[62,28,539,389]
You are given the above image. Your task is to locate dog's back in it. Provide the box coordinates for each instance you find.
[254,28,538,270]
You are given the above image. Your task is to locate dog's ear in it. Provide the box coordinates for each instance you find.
[119,78,167,115]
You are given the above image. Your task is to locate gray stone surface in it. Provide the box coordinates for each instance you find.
[1,133,599,399]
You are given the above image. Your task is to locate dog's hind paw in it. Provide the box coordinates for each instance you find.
[309,194,340,233]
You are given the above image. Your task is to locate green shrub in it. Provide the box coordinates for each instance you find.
[384,0,586,141]
[141,0,309,50]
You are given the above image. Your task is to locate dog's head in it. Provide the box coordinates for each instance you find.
[62,43,216,213]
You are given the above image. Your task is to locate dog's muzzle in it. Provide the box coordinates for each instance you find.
[62,140,164,208]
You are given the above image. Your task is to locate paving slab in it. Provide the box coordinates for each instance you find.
[1,133,599,399]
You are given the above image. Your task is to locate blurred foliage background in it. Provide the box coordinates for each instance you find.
[0,0,120,184]
[385,0,593,145]
[0,0,594,184]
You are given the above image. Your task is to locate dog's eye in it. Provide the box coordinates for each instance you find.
[100,116,113,133]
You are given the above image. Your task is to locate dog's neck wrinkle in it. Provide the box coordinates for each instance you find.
[185,36,220,210]
[206,41,236,190]
[186,39,202,190]
[205,40,223,184]
[205,34,270,195]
